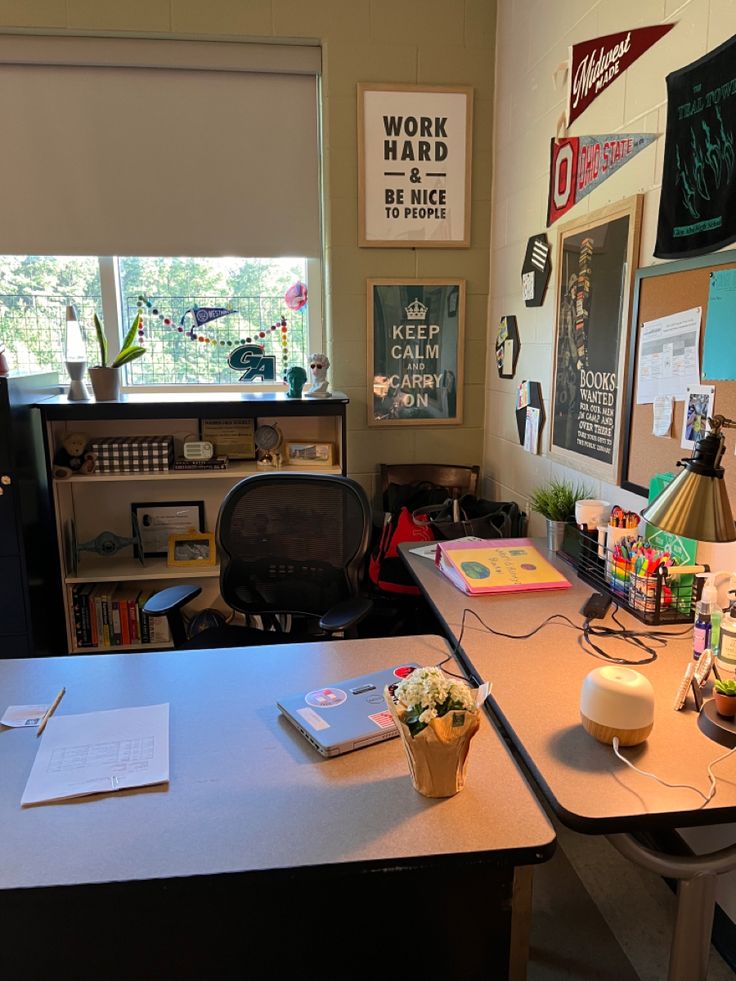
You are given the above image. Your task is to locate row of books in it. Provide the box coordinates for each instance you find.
[71,583,172,649]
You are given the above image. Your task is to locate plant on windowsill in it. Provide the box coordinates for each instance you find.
[713,678,736,717]
[529,478,594,552]
[88,312,146,401]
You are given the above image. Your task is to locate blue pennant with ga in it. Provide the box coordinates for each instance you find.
[180,305,237,327]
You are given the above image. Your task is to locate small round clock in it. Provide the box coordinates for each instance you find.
[254,423,283,466]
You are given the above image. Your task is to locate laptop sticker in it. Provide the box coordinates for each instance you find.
[296,707,330,731]
[393,665,417,679]
[305,688,347,708]
[369,710,396,730]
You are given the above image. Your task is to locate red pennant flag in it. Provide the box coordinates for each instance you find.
[567,24,675,127]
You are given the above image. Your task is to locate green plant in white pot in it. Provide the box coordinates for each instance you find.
[88,313,145,401]
[529,478,594,551]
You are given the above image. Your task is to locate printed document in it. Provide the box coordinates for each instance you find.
[21,704,169,806]
[635,307,701,404]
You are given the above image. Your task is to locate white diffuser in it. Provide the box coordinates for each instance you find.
[580,666,655,747]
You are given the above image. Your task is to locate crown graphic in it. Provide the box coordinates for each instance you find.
[405,298,428,320]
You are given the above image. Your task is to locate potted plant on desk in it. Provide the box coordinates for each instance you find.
[88,312,146,401]
[713,678,736,717]
[529,478,594,552]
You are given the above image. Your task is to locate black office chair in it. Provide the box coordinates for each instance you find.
[144,472,373,649]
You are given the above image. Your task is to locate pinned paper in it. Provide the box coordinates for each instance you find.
[652,395,674,437]
[524,406,541,453]
[681,385,715,450]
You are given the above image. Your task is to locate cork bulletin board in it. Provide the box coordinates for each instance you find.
[621,250,736,498]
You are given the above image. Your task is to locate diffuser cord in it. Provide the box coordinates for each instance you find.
[612,736,736,808]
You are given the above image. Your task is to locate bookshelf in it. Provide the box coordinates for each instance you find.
[38,391,349,654]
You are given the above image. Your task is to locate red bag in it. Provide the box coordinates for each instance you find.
[369,507,435,595]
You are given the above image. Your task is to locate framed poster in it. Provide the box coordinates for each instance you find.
[367,279,464,427]
[357,83,473,248]
[549,195,642,482]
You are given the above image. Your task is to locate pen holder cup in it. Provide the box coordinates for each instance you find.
[603,525,635,591]
[628,572,665,615]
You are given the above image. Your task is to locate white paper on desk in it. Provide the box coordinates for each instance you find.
[635,307,701,404]
[409,536,482,559]
[1,704,53,728]
[21,704,169,806]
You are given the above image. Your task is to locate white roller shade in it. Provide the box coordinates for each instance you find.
[0,36,321,257]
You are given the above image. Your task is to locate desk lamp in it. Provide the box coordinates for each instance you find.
[64,304,91,401]
[640,415,736,543]
[642,415,736,746]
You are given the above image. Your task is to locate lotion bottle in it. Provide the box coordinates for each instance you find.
[692,594,712,660]
[716,587,736,677]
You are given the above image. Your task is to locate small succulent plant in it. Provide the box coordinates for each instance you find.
[713,678,736,695]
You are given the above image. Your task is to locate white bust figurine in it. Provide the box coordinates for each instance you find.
[304,353,331,398]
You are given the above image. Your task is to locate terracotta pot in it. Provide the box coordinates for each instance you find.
[88,366,121,401]
[713,691,736,717]
[385,689,480,798]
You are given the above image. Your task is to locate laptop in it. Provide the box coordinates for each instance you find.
[277,663,419,757]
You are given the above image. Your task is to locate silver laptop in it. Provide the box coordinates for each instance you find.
[277,663,419,757]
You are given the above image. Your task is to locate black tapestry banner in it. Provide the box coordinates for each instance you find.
[655,34,736,259]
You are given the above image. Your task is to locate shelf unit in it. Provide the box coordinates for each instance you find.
[37,391,350,654]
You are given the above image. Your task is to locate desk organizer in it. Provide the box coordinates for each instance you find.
[561,525,703,626]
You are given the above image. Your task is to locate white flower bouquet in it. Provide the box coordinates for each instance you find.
[385,665,481,798]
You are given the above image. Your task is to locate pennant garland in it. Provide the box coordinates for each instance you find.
[135,295,290,357]
[547,133,656,225]
[566,24,675,128]
[180,305,238,328]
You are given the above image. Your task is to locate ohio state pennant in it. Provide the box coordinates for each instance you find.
[547,133,656,226]
[567,24,675,128]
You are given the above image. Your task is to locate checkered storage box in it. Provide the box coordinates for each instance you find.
[90,435,175,473]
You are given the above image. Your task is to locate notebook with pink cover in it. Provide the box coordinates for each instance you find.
[435,537,571,595]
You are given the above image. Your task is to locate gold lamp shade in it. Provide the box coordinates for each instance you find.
[641,424,736,543]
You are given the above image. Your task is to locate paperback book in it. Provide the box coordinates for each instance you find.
[435,537,571,595]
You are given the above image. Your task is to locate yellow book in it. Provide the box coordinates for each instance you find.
[435,538,571,595]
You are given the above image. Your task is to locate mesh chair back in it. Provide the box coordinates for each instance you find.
[217,472,371,618]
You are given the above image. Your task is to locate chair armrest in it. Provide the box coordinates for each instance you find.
[143,584,202,617]
[319,596,373,633]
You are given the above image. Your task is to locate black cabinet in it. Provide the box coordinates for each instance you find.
[0,373,61,657]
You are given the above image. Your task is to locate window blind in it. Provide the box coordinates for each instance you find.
[0,36,321,257]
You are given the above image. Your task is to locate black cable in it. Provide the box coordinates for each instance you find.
[439,603,693,668]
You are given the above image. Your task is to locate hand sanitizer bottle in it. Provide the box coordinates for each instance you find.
[717,587,736,677]
[697,574,721,656]
[693,594,712,660]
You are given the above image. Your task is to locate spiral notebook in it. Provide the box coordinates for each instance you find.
[277,664,418,757]
[435,537,571,595]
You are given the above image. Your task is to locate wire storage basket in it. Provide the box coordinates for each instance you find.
[560,525,704,626]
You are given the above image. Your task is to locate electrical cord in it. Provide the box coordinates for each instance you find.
[612,736,736,809]
[440,603,693,667]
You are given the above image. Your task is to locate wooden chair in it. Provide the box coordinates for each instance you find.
[379,463,480,505]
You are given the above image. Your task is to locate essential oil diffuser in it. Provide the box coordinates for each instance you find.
[580,666,655,747]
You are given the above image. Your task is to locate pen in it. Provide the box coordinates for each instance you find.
[36,687,65,737]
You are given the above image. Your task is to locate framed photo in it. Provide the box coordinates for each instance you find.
[284,441,335,467]
[549,195,643,482]
[357,83,473,248]
[367,279,465,427]
[200,418,255,460]
[167,531,216,568]
[131,501,204,558]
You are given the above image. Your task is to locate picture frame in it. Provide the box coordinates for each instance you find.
[367,279,465,427]
[167,531,216,568]
[200,418,255,460]
[357,83,473,248]
[284,441,335,467]
[549,195,643,483]
[131,501,205,558]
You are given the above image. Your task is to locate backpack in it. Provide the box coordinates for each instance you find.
[369,506,436,595]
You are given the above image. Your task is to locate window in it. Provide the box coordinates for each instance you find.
[0,255,316,388]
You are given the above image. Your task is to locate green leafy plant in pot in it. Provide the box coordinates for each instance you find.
[529,478,594,552]
[88,313,145,401]
[713,677,736,717]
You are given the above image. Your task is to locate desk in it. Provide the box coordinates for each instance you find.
[0,635,554,980]
[401,542,736,981]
